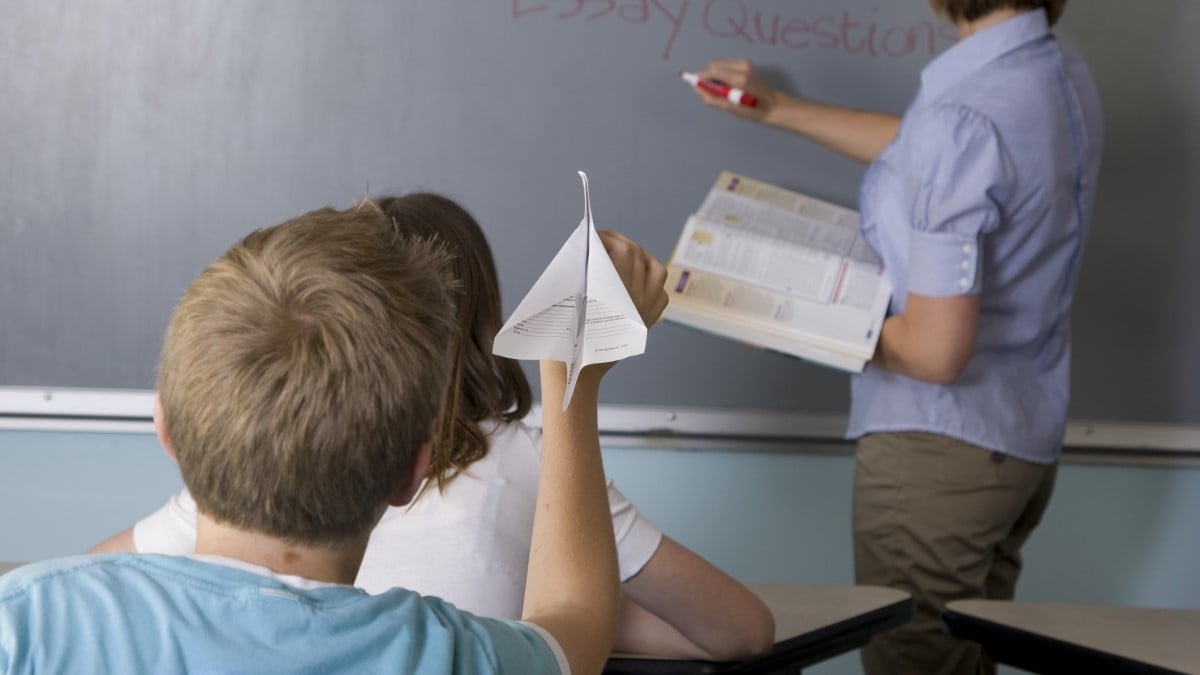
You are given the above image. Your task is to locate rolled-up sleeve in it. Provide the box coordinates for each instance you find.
[909,230,982,295]
[906,104,1013,296]
[607,481,664,581]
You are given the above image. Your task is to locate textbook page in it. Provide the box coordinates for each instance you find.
[663,172,891,373]
[695,171,880,265]
[493,171,647,409]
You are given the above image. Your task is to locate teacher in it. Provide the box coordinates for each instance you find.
[687,1,1103,674]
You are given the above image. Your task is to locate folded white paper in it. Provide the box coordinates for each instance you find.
[493,171,647,410]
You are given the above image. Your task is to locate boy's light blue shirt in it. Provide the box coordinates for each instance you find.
[0,554,566,674]
[848,10,1104,463]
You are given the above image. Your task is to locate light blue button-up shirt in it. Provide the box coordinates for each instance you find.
[846,10,1104,464]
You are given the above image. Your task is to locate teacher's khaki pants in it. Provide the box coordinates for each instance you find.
[853,431,1057,675]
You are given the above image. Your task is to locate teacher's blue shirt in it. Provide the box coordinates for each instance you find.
[847,10,1104,463]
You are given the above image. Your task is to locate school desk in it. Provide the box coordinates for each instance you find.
[604,583,914,674]
[942,599,1200,674]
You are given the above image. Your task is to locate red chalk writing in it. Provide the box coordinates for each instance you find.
[513,0,957,61]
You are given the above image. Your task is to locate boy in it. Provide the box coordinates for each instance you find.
[0,201,669,674]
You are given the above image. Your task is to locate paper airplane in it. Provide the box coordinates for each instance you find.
[493,171,647,410]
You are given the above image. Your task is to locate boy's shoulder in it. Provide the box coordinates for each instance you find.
[0,554,567,674]
[0,553,137,599]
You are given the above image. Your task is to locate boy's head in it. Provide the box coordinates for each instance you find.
[156,200,456,545]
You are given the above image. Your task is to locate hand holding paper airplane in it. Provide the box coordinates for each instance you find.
[493,172,650,410]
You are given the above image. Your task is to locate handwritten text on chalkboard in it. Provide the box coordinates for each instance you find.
[513,1,957,60]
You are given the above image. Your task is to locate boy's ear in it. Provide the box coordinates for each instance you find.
[152,394,178,462]
[387,439,433,507]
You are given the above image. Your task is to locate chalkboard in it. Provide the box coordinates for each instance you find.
[2,0,1198,425]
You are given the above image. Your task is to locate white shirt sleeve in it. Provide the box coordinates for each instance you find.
[607,480,663,582]
[131,488,199,554]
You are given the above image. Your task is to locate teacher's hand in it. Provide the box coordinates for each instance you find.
[692,59,776,124]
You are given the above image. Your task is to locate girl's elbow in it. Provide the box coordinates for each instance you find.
[746,610,777,657]
[713,605,776,661]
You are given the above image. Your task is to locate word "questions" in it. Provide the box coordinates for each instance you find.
[513,0,958,60]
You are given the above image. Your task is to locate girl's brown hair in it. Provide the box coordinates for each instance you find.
[378,194,532,494]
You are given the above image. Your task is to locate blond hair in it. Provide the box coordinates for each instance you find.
[157,201,456,545]
[928,0,1067,27]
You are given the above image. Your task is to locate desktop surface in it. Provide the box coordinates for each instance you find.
[943,599,1200,675]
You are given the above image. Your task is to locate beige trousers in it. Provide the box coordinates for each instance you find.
[853,431,1057,675]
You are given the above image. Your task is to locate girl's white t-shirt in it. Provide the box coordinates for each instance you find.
[134,418,663,619]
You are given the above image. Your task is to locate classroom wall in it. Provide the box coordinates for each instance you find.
[1,429,1198,675]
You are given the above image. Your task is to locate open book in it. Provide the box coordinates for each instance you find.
[662,171,891,373]
[493,171,647,410]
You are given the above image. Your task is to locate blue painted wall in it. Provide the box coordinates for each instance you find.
[2,429,1198,674]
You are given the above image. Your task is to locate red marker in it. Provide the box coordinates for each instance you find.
[680,71,759,108]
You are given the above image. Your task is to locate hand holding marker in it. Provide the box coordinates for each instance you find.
[680,71,759,108]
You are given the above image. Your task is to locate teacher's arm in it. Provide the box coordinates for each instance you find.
[693,59,901,164]
[872,292,979,385]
